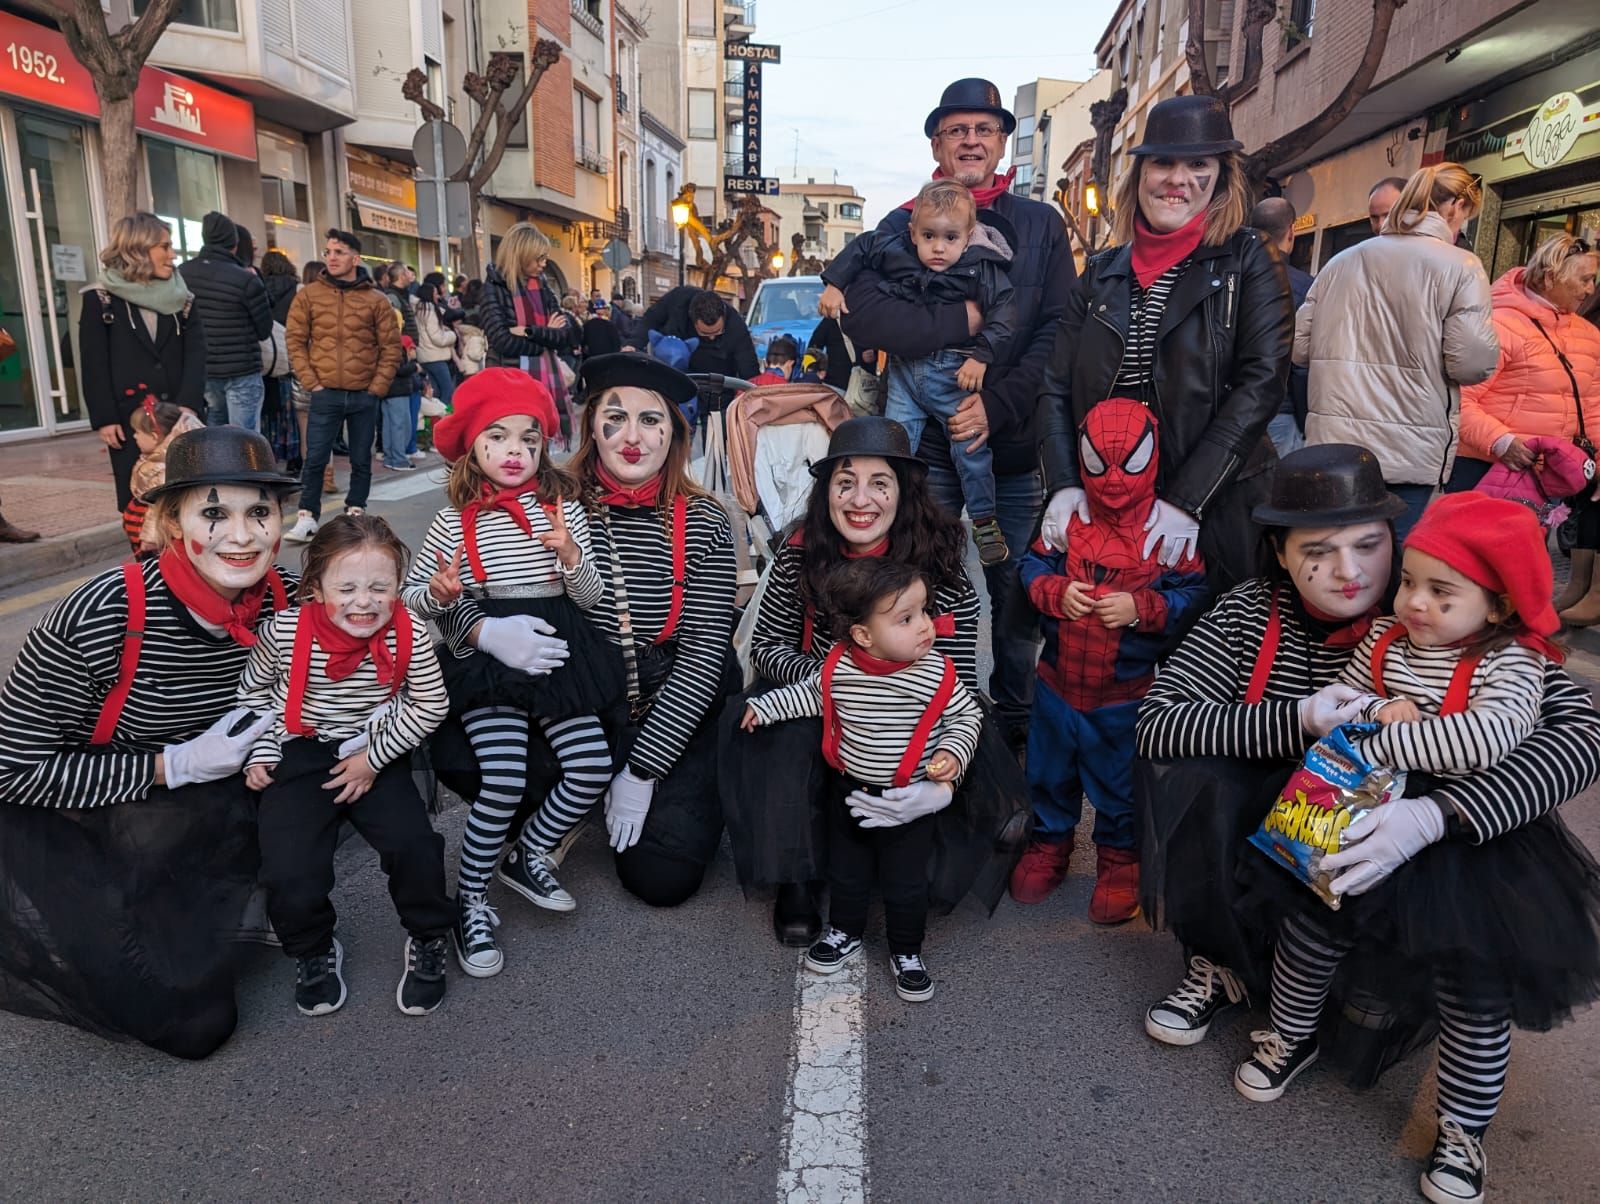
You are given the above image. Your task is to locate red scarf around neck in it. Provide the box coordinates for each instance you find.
[900,166,1018,211]
[1301,598,1378,649]
[461,484,535,583]
[302,602,404,684]
[595,462,664,508]
[848,644,913,675]
[1131,212,1207,289]
[158,546,275,647]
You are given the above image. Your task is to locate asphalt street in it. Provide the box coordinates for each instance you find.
[1,464,1597,1202]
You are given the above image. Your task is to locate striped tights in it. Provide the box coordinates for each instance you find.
[456,707,612,894]
[1270,909,1512,1133]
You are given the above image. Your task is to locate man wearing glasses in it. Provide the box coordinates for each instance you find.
[819,78,1076,755]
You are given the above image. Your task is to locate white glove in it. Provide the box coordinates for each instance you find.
[846,780,954,829]
[163,707,276,789]
[1141,499,1201,566]
[336,731,370,760]
[1297,683,1366,739]
[1322,795,1447,897]
[475,614,570,675]
[604,768,656,852]
[1040,487,1090,552]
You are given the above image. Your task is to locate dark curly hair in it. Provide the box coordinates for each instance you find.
[820,558,930,644]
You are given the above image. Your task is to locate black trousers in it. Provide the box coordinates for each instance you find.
[258,739,451,959]
[826,780,934,956]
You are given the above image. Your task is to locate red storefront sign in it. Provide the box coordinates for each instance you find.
[0,11,256,161]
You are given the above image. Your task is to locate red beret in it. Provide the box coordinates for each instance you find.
[432,368,560,463]
[1404,492,1559,637]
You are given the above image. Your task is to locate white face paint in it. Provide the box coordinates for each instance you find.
[174,483,281,597]
[313,545,400,638]
[594,387,673,485]
[827,455,900,548]
[472,415,544,490]
[1137,155,1221,232]
[1276,522,1392,620]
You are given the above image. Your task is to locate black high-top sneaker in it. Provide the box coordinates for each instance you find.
[1421,1118,1486,1204]
[1233,1028,1319,1102]
[1145,955,1246,1046]
[498,843,576,912]
[452,891,503,978]
[889,953,935,1002]
[803,926,862,974]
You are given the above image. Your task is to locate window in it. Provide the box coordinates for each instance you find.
[135,0,238,32]
[1013,163,1034,194]
[1015,114,1035,157]
[839,203,861,221]
[503,60,529,148]
[688,89,716,140]
[573,89,605,172]
[147,141,222,262]
[1285,0,1316,46]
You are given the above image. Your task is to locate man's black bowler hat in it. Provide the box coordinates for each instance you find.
[924,78,1018,139]
[144,426,300,499]
[810,417,926,477]
[1252,444,1408,527]
[577,351,698,406]
[1129,95,1244,157]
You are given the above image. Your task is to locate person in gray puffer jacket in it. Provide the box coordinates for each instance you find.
[178,211,272,432]
[1298,163,1499,535]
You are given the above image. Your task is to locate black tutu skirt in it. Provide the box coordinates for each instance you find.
[0,780,260,1060]
[438,594,625,722]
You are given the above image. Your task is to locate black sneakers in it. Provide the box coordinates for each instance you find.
[453,891,504,978]
[1421,1119,1486,1204]
[1145,955,1246,1046]
[295,939,347,1017]
[804,926,862,974]
[397,936,449,1016]
[971,517,1010,566]
[1233,1028,1319,1101]
[889,953,935,1002]
[498,844,576,912]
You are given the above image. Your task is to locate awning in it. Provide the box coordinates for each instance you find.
[354,201,418,239]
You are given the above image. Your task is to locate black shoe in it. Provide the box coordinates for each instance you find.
[452,891,504,978]
[397,936,449,1016]
[1145,955,1246,1046]
[773,882,822,948]
[1421,1119,1486,1204]
[971,517,1010,566]
[889,952,935,1002]
[498,844,576,912]
[294,938,346,1017]
[803,926,862,975]
[1233,1029,1319,1101]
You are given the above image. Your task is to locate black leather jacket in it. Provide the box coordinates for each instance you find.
[1037,228,1292,520]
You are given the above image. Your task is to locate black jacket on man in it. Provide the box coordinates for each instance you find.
[839,189,1075,477]
[642,285,760,379]
[177,231,271,379]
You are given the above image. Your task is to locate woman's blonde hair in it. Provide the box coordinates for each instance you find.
[496,222,553,291]
[100,212,173,282]
[444,419,579,511]
[570,388,712,520]
[1525,233,1599,298]
[1381,162,1481,234]
[1110,150,1251,247]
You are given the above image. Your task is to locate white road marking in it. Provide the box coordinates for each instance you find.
[367,466,451,502]
[778,954,868,1204]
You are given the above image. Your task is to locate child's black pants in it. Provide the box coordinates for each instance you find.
[826,778,933,956]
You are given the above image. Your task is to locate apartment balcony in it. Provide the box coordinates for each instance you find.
[723,76,744,115]
[724,149,747,176]
[725,0,756,37]
[643,217,677,256]
[570,0,605,39]
[575,139,611,176]
[615,74,629,115]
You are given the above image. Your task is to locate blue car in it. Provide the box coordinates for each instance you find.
[745,276,826,368]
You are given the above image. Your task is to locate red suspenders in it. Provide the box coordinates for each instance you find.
[819,645,958,787]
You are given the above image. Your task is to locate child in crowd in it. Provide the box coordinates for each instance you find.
[124,398,204,551]
[742,558,984,1001]
[1010,400,1210,922]
[796,348,828,385]
[1236,492,1600,1204]
[237,514,453,1019]
[403,369,621,980]
[822,179,1018,564]
[753,336,800,386]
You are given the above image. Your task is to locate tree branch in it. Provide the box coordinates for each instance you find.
[1185,0,1217,98]
[469,40,564,191]
[123,0,186,64]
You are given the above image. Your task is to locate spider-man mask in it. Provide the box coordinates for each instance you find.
[1080,398,1159,519]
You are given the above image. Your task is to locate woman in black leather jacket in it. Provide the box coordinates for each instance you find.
[1036,96,1291,590]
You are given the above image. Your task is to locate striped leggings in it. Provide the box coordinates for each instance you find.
[1271,909,1512,1133]
[457,707,612,894]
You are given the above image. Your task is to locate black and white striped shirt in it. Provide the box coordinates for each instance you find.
[0,558,296,809]
[236,607,449,770]
[1136,577,1600,842]
[1112,260,1186,398]
[749,542,981,692]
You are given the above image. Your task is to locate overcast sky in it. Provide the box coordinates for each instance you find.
[759,0,1122,220]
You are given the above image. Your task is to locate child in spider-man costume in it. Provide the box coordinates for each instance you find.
[1009,399,1211,922]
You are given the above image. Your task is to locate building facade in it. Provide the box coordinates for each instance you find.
[1009,78,1083,201]
[768,175,863,268]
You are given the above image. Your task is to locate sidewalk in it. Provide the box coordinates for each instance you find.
[0,431,128,589]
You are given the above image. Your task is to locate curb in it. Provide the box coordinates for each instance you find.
[0,522,128,593]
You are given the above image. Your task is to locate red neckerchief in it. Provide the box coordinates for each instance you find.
[1302,598,1378,648]
[285,604,412,737]
[1131,212,1206,289]
[847,645,912,675]
[460,484,534,583]
[899,167,1018,211]
[595,462,663,508]
[158,546,276,647]
[842,537,890,559]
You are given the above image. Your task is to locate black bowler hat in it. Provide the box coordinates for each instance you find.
[1129,95,1243,157]
[144,426,300,499]
[576,351,697,407]
[924,78,1017,139]
[1252,444,1407,527]
[810,417,926,477]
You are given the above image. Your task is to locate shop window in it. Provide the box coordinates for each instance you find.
[1318,217,1371,270]
[1291,232,1315,274]
[135,0,239,33]
[146,140,221,262]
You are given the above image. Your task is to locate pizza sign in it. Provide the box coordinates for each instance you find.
[1523,91,1583,170]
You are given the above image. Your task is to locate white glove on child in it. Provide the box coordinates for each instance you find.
[475,614,570,675]
[1297,683,1367,738]
[846,780,955,829]
[1141,499,1201,566]
[1322,795,1448,897]
[336,731,371,761]
[163,707,276,789]
[605,768,656,852]
[1040,487,1091,552]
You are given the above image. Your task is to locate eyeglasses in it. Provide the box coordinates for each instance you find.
[1567,238,1593,256]
[936,122,1004,141]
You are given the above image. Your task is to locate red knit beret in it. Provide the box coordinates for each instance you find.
[432,368,560,463]
[1404,492,1559,637]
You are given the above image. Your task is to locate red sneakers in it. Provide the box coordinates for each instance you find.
[1089,845,1141,925]
[1008,836,1075,904]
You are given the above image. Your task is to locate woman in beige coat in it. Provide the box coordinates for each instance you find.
[1296,163,1498,534]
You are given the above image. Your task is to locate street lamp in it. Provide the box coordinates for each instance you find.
[770,250,785,274]
[671,200,691,287]
[1084,181,1101,217]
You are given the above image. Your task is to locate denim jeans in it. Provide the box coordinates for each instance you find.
[924,457,1043,738]
[382,394,413,469]
[886,348,997,519]
[406,382,422,456]
[1390,483,1436,539]
[422,360,456,409]
[204,373,266,432]
[301,389,378,518]
[1267,412,1304,457]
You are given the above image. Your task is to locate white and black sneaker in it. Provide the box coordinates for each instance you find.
[284,510,318,543]
[396,935,449,1016]
[889,953,935,1002]
[803,926,862,975]
[1421,1119,1486,1204]
[1233,1029,1319,1102]
[1145,955,1245,1046]
[452,891,504,978]
[294,938,346,1017]
[498,844,576,912]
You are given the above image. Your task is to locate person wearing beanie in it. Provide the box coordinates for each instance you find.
[178,211,273,431]
[1231,491,1600,1204]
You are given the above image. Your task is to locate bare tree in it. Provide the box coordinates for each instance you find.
[17,0,185,221]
